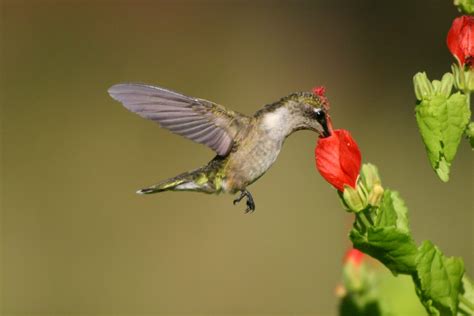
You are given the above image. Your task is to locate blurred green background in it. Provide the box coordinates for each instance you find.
[1,0,472,315]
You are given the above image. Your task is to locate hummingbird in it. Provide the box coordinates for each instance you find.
[108,83,330,213]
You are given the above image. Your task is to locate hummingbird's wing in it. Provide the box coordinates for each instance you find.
[108,83,249,156]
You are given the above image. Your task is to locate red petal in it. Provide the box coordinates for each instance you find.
[447,16,466,64]
[338,130,362,189]
[315,129,361,191]
[447,15,474,66]
[459,16,474,64]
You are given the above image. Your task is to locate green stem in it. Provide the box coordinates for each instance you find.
[459,294,474,312]
[354,218,363,232]
[358,212,372,229]
[458,305,471,315]
[462,66,470,104]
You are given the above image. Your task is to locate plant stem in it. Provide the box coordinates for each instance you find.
[354,218,362,231]
[459,294,474,312]
[358,212,372,229]
[458,305,471,315]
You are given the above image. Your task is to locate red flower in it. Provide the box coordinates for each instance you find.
[315,129,361,191]
[344,248,364,266]
[447,15,474,67]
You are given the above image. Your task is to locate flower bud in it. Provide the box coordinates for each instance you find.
[451,63,474,91]
[431,80,441,94]
[454,0,474,14]
[342,182,368,213]
[439,72,454,97]
[360,163,381,192]
[344,248,364,266]
[465,68,474,91]
[413,72,433,100]
[342,248,366,292]
[467,122,474,149]
[447,15,474,68]
[452,63,464,90]
[467,122,474,136]
[367,183,384,207]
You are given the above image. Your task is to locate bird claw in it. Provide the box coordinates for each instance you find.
[233,190,255,213]
[245,192,255,213]
[233,191,245,205]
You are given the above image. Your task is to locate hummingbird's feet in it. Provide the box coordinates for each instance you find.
[233,189,256,213]
[245,192,255,213]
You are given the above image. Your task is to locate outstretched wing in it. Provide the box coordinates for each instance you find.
[108,83,249,156]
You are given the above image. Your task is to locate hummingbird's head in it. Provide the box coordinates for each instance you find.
[279,91,331,138]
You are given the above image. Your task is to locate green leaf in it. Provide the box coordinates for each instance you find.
[351,189,417,275]
[375,191,398,227]
[376,190,409,233]
[444,93,470,161]
[466,122,474,150]
[415,90,470,182]
[458,276,474,315]
[350,227,418,275]
[414,241,465,316]
[416,96,446,169]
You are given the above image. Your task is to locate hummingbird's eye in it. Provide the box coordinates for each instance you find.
[313,108,325,121]
[313,108,330,137]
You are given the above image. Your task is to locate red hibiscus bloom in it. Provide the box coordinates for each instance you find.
[447,15,474,67]
[315,129,361,192]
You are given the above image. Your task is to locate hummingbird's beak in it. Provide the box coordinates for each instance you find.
[320,118,331,138]
[313,108,331,138]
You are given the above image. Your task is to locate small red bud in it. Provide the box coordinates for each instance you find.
[344,248,364,266]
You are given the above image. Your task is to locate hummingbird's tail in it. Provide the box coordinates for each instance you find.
[136,166,218,195]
